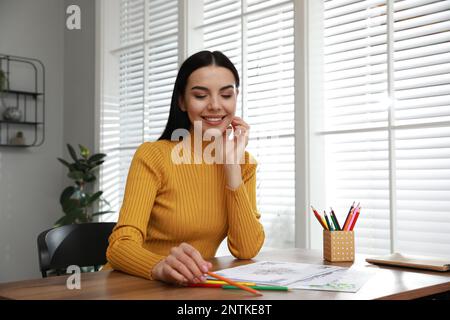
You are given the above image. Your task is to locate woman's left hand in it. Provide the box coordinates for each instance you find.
[223,116,249,165]
[219,116,250,189]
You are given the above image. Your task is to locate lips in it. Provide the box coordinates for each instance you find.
[201,115,227,125]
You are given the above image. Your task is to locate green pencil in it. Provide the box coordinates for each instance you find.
[222,285,290,291]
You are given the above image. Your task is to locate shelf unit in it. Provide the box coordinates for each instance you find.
[0,54,45,147]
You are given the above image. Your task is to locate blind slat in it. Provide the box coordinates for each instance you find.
[323,0,450,257]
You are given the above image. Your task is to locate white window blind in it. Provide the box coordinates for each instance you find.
[201,0,295,249]
[322,0,450,257]
[100,0,179,220]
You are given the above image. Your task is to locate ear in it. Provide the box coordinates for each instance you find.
[178,95,186,112]
[236,88,240,97]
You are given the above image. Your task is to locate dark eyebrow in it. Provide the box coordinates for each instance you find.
[190,85,236,91]
[190,86,209,91]
[220,85,236,91]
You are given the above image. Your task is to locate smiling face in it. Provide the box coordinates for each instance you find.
[179,65,239,134]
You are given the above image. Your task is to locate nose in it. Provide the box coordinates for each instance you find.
[207,95,222,111]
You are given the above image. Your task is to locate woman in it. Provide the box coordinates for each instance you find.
[106,50,265,285]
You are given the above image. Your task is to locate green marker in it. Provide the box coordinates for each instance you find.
[222,285,289,291]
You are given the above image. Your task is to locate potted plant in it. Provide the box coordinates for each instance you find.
[55,144,112,226]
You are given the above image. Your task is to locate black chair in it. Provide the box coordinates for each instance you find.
[37,222,115,278]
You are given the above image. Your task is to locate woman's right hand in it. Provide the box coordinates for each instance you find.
[151,242,213,285]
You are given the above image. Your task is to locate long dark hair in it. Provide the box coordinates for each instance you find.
[158,50,240,141]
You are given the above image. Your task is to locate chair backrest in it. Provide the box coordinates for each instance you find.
[37,222,115,277]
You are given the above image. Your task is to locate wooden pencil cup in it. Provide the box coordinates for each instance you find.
[323,230,354,262]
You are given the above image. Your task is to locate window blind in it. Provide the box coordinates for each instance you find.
[100,0,179,220]
[393,0,450,257]
[202,0,295,249]
[322,0,450,257]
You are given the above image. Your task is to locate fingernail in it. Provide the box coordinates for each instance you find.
[202,265,208,272]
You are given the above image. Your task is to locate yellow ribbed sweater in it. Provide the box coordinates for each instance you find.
[105,138,265,280]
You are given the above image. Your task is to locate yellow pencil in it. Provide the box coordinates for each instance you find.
[321,216,329,230]
[206,280,256,286]
[207,271,263,296]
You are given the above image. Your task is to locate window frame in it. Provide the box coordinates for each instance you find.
[95,0,310,249]
[310,0,450,255]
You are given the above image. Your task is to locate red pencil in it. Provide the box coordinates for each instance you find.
[311,206,327,230]
[349,206,361,231]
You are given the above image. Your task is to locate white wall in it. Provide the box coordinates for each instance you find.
[0,0,65,282]
[64,0,96,152]
[0,0,96,283]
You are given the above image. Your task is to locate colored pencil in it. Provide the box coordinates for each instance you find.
[349,206,361,231]
[347,203,360,230]
[343,202,359,231]
[206,280,256,286]
[346,210,355,231]
[321,216,329,230]
[343,208,353,231]
[330,207,341,231]
[342,201,355,230]
[223,285,290,291]
[311,206,327,230]
[207,271,263,296]
[188,283,224,288]
[324,211,333,231]
[329,211,338,231]
[347,204,359,231]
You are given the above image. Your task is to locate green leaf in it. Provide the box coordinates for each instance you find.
[54,207,82,226]
[88,153,106,163]
[57,158,72,169]
[61,199,80,214]
[79,195,89,207]
[89,161,104,169]
[92,210,114,217]
[77,159,86,166]
[60,186,75,205]
[78,213,90,223]
[79,144,90,159]
[86,191,103,206]
[66,207,84,218]
[99,197,111,208]
[68,171,84,180]
[54,215,74,227]
[67,144,79,162]
[84,173,96,183]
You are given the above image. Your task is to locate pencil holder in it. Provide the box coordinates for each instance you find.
[323,230,354,262]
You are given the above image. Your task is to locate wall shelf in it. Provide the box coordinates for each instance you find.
[2,89,43,98]
[0,54,45,147]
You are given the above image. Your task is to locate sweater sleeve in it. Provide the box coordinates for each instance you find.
[226,152,265,259]
[106,142,166,280]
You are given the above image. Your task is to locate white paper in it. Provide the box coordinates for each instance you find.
[212,261,345,286]
[289,268,374,293]
[212,261,373,293]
